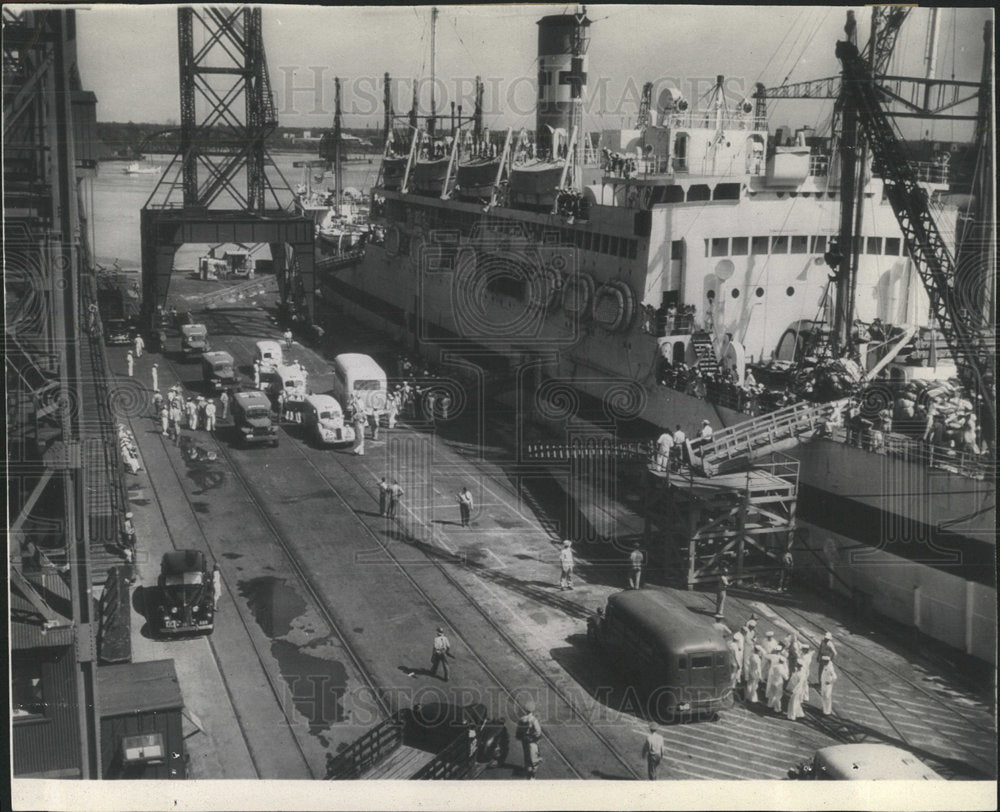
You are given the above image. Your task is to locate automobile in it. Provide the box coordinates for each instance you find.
[789,744,944,780]
[326,701,509,780]
[201,351,237,392]
[154,549,214,636]
[104,318,133,345]
[231,389,278,446]
[180,323,209,357]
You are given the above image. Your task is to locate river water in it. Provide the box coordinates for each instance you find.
[89,152,381,269]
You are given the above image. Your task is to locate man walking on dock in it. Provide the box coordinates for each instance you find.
[126,351,134,377]
[377,476,389,516]
[641,722,665,780]
[134,333,144,358]
[220,389,230,420]
[628,542,645,589]
[517,701,543,780]
[558,540,574,590]
[151,363,158,392]
[204,398,217,432]
[819,655,838,715]
[430,627,451,682]
[458,486,473,527]
[386,480,404,519]
[715,564,731,617]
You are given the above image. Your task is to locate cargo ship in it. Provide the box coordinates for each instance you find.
[319,7,995,663]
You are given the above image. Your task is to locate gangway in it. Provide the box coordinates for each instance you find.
[689,398,849,476]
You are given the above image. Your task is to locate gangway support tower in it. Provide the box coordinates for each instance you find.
[644,456,800,588]
[140,7,314,327]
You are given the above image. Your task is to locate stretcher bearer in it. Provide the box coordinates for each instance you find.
[745,645,763,704]
[786,662,807,720]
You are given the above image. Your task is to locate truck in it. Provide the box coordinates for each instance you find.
[201,351,238,393]
[325,702,509,780]
[180,323,209,358]
[231,389,278,446]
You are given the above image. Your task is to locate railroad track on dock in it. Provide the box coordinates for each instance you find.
[245,425,644,780]
[145,349,393,777]
[155,328,643,779]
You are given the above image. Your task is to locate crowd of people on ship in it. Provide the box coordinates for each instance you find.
[601,148,638,178]
[389,353,457,423]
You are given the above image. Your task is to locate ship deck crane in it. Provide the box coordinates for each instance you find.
[835,37,996,446]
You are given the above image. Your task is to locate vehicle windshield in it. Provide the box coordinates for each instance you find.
[319,411,334,420]
[284,379,302,389]
[163,571,204,587]
[246,407,270,419]
[354,379,381,390]
[214,364,233,375]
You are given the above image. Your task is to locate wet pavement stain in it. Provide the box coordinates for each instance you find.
[178,436,226,493]
[278,489,331,504]
[222,552,242,560]
[270,638,348,742]
[353,627,363,634]
[129,498,151,506]
[238,576,308,638]
[190,501,209,514]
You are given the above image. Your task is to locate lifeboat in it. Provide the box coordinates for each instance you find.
[381,157,406,191]
[591,280,637,332]
[509,159,565,208]
[454,157,501,200]
[411,157,450,196]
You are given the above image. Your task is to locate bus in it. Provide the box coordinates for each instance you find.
[331,353,387,414]
[587,588,732,720]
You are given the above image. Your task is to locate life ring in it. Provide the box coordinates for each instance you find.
[591,280,637,332]
[562,273,594,318]
[532,264,563,312]
[385,226,401,257]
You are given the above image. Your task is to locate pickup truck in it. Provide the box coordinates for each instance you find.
[325,702,509,780]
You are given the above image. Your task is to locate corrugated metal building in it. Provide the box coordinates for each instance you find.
[10,570,83,778]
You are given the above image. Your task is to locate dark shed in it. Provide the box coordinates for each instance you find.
[98,659,187,779]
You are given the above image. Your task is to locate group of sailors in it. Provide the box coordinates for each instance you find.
[153,385,221,443]
[719,618,840,718]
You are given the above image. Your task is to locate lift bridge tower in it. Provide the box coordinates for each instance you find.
[140,7,314,326]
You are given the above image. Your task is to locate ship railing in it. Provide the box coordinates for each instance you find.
[831,425,992,479]
[665,113,758,131]
[873,160,949,185]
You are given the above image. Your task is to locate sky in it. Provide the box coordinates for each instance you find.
[72,4,992,141]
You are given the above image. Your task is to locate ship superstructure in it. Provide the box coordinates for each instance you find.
[321,7,995,663]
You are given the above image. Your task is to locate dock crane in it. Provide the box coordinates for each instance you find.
[835,32,996,447]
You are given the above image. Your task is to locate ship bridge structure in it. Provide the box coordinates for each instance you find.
[140,7,315,327]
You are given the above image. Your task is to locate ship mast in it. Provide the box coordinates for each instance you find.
[428,6,438,136]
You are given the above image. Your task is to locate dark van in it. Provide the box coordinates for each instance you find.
[201,351,237,392]
[231,389,278,446]
[587,588,732,720]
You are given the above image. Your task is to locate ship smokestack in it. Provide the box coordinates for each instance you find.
[536,9,591,159]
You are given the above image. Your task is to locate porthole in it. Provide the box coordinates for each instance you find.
[731,289,740,298]
[786,286,795,296]
[755,287,765,297]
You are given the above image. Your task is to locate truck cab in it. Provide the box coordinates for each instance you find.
[201,351,237,392]
[231,389,278,446]
[180,323,209,358]
[302,394,354,445]
[269,363,308,403]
